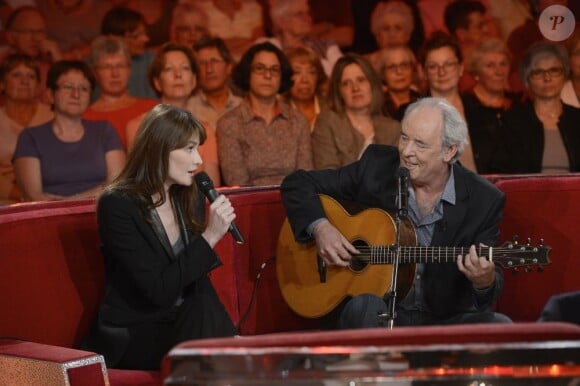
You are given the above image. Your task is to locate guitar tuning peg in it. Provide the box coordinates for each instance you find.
[524,266,531,273]
[540,238,544,246]
[526,237,531,246]
[513,235,520,245]
[537,266,544,273]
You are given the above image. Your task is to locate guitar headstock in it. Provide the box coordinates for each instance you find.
[494,238,551,269]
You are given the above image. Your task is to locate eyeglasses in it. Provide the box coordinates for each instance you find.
[425,61,459,74]
[198,58,225,68]
[384,61,413,73]
[529,67,565,80]
[56,83,91,94]
[96,63,129,72]
[251,64,281,77]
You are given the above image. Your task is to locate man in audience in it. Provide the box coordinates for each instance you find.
[169,3,209,48]
[188,37,242,131]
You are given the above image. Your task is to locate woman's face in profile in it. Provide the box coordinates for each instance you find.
[1,63,39,102]
[475,51,510,94]
[166,134,202,188]
[289,57,317,102]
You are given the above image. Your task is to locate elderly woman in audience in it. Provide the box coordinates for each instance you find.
[503,42,580,173]
[0,54,53,204]
[561,29,580,108]
[284,45,328,131]
[13,60,125,201]
[217,42,312,186]
[258,0,342,77]
[365,1,415,72]
[312,54,400,170]
[126,43,221,186]
[378,44,420,121]
[84,36,158,149]
[462,38,521,174]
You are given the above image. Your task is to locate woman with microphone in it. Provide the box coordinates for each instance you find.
[82,104,237,370]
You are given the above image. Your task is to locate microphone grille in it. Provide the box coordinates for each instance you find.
[194,171,213,193]
[396,167,410,178]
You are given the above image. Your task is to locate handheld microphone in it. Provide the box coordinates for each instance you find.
[396,167,410,220]
[194,172,245,244]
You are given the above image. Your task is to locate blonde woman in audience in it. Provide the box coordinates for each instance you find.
[0,54,53,204]
[378,44,420,121]
[13,60,125,201]
[561,30,580,108]
[312,54,400,170]
[84,36,158,149]
[503,42,580,173]
[284,45,328,131]
[217,42,312,186]
[126,43,221,186]
[462,38,521,174]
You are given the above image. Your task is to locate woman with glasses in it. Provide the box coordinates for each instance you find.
[503,42,580,173]
[377,44,420,121]
[13,60,126,201]
[217,42,312,186]
[462,38,522,174]
[83,36,158,149]
[312,54,400,170]
[126,43,221,186]
[0,54,54,204]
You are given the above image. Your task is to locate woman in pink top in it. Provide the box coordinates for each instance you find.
[84,36,158,148]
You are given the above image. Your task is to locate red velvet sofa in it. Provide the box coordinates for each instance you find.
[1,175,579,385]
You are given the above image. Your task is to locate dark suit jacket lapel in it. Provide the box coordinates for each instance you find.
[148,208,177,261]
[431,164,469,247]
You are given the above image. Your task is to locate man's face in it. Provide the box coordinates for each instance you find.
[196,47,231,93]
[461,12,489,44]
[123,23,149,56]
[171,12,207,47]
[6,9,47,57]
[398,105,456,187]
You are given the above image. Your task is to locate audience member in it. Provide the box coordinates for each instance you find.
[312,54,400,170]
[187,37,242,131]
[1,6,63,102]
[259,0,342,77]
[0,54,53,204]
[503,42,580,173]
[443,0,498,91]
[100,7,158,99]
[168,3,209,48]
[366,0,415,72]
[118,0,176,47]
[13,60,125,201]
[126,43,221,186]
[378,44,420,120]
[463,38,521,174]
[84,36,158,148]
[35,0,111,55]
[418,33,476,172]
[283,45,327,131]
[281,97,511,328]
[81,104,237,370]
[561,29,580,107]
[217,42,312,186]
[196,0,264,61]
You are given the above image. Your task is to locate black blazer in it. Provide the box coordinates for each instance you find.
[503,102,580,173]
[281,145,505,318]
[83,190,229,366]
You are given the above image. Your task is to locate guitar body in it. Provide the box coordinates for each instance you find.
[277,195,418,319]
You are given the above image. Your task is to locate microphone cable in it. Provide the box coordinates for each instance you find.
[236,255,276,332]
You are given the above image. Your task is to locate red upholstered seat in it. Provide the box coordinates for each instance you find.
[495,174,580,321]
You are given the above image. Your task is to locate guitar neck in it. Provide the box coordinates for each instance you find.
[363,245,493,264]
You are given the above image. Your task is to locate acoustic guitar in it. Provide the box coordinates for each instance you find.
[276,195,552,319]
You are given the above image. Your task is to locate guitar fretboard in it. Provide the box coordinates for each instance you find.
[360,245,491,264]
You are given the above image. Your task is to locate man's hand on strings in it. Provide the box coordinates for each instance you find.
[457,244,496,289]
[312,219,358,267]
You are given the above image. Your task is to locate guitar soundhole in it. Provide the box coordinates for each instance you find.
[350,239,369,272]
